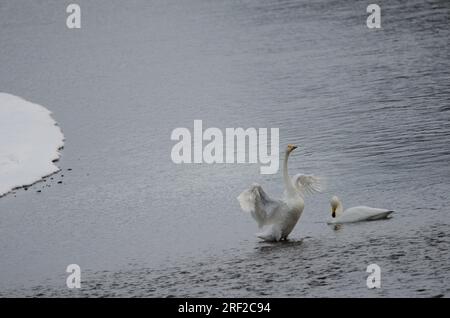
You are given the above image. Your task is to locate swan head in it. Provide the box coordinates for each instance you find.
[330,195,340,218]
[287,144,298,153]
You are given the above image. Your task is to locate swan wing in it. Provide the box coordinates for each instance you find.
[237,183,281,228]
[292,173,324,196]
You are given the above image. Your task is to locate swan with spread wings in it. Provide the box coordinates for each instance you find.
[237,144,323,241]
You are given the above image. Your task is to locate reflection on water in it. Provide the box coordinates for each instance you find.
[0,0,449,297]
[255,239,305,253]
[331,224,343,231]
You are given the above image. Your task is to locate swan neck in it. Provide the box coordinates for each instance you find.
[283,150,296,195]
[336,200,344,217]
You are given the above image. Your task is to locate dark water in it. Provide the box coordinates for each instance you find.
[0,0,449,297]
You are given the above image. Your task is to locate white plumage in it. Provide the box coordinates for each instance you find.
[237,144,322,241]
[328,196,394,224]
[292,173,324,197]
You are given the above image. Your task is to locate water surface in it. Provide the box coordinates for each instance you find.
[0,0,449,297]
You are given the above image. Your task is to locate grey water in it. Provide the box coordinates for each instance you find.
[0,0,449,297]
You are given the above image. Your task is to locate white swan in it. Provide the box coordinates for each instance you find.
[237,144,322,241]
[328,196,394,224]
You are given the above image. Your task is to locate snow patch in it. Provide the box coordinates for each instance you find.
[0,93,64,197]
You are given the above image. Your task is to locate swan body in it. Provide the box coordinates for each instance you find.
[328,196,394,224]
[237,144,322,241]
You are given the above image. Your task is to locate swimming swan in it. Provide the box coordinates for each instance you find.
[328,196,394,224]
[237,144,322,241]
